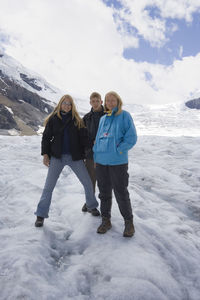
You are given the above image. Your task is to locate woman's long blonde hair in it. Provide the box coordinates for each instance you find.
[44,94,84,128]
[104,91,123,116]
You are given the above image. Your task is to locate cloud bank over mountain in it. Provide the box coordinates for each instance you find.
[0,0,200,104]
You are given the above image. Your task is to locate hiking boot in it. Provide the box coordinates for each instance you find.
[82,203,87,212]
[97,217,112,234]
[123,219,135,237]
[35,216,44,227]
[87,207,100,216]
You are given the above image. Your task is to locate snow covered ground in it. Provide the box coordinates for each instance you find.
[0,105,200,300]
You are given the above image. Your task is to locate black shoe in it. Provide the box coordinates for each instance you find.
[35,216,44,227]
[82,203,100,216]
[88,208,100,217]
[82,203,87,212]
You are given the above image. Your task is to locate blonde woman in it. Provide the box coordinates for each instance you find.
[93,91,137,237]
[35,95,100,227]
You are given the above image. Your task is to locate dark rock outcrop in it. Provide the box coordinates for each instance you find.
[0,103,19,130]
[0,73,53,114]
[0,72,55,134]
[185,98,200,109]
[20,73,42,91]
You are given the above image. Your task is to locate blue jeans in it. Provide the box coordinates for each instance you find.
[35,154,98,218]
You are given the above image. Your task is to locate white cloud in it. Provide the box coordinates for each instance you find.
[116,0,167,47]
[156,0,200,21]
[178,45,183,58]
[0,0,122,96]
[114,0,200,48]
[0,0,200,105]
[141,53,200,103]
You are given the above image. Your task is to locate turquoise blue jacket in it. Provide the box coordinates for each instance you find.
[93,108,137,165]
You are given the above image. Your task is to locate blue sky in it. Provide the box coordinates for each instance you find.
[123,14,200,65]
[104,0,200,65]
[0,0,200,105]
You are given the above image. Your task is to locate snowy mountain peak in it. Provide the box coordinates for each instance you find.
[0,53,65,135]
[0,52,62,104]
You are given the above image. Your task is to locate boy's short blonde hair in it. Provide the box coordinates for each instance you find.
[90,92,102,100]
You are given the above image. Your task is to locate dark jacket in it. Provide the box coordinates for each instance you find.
[83,106,105,159]
[41,113,89,161]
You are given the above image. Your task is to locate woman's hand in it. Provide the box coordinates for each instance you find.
[43,154,50,167]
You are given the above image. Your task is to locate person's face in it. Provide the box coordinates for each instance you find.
[105,94,118,111]
[61,100,72,112]
[90,97,102,111]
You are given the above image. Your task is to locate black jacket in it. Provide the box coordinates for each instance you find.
[41,113,89,161]
[83,106,105,159]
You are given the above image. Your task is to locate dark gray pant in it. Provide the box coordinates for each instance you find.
[96,163,133,220]
[85,158,96,192]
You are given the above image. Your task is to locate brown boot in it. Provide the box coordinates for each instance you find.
[97,217,112,234]
[123,219,135,237]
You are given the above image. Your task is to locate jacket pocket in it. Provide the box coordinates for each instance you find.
[98,136,116,152]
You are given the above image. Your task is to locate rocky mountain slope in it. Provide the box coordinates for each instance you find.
[0,51,62,135]
[185,97,200,109]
